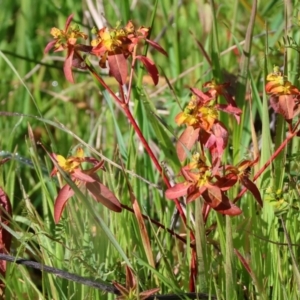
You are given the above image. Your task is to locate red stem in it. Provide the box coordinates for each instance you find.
[122,105,191,233]
[84,56,193,239]
[125,46,137,105]
[234,119,300,203]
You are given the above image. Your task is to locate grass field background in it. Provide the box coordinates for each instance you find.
[1,1,300,299]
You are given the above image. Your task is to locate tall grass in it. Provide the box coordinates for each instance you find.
[0,0,300,299]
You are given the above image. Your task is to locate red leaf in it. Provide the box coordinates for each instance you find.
[136,55,159,85]
[165,182,191,199]
[108,52,128,85]
[125,266,136,289]
[234,249,253,275]
[240,175,263,207]
[139,288,160,299]
[64,46,75,83]
[278,95,295,120]
[86,181,122,212]
[190,88,212,103]
[186,185,206,203]
[216,104,242,124]
[84,160,105,174]
[0,187,12,287]
[72,169,96,183]
[146,38,168,56]
[214,201,242,216]
[44,40,56,54]
[54,184,74,223]
[203,190,242,216]
[64,14,74,31]
[176,126,200,162]
[203,186,223,208]
[215,174,238,191]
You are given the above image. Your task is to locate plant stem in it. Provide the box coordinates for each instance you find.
[234,119,300,202]
[121,105,190,232]
[85,56,193,239]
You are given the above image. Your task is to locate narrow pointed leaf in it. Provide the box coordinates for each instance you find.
[241,175,263,207]
[86,181,122,212]
[54,184,74,223]
[44,40,56,54]
[64,14,74,31]
[136,55,159,85]
[125,266,136,290]
[146,38,168,56]
[234,249,253,275]
[64,46,75,83]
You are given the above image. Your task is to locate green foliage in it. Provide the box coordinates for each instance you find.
[1,0,300,299]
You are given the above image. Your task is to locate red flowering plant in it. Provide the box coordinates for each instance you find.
[265,66,300,130]
[44,14,167,86]
[175,80,242,167]
[50,147,122,223]
[44,14,92,83]
[91,20,167,85]
[165,152,263,216]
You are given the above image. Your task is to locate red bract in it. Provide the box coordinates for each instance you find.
[225,158,263,207]
[50,147,122,223]
[44,14,92,83]
[175,82,241,162]
[266,66,300,122]
[113,266,160,300]
[165,153,242,216]
[91,21,167,85]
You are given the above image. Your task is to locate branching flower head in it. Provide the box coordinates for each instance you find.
[265,66,300,122]
[44,14,92,83]
[91,20,167,85]
[50,147,122,223]
[175,83,241,162]
[165,153,242,216]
